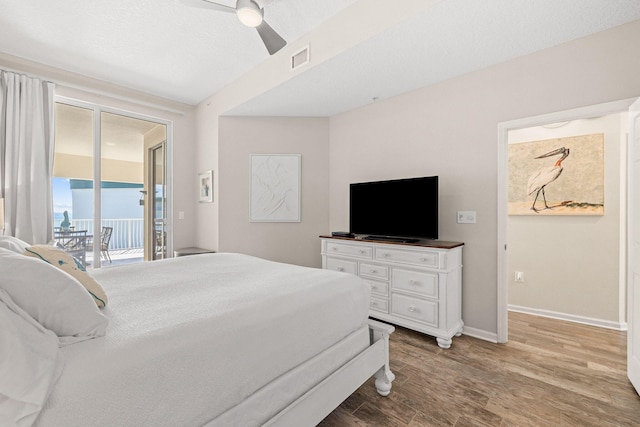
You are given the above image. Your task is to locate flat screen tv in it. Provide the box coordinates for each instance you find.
[349,176,438,241]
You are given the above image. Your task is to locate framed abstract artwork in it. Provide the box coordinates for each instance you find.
[250,154,301,222]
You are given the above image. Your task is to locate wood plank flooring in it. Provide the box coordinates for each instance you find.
[318,312,640,426]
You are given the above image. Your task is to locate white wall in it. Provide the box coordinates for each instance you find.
[327,20,640,337]
[218,117,330,267]
[508,114,625,326]
[194,104,219,251]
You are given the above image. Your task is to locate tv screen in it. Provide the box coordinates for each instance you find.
[349,176,438,240]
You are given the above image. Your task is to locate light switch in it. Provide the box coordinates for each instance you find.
[178,211,185,220]
[457,211,476,224]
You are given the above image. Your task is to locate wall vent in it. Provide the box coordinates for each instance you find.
[291,45,309,71]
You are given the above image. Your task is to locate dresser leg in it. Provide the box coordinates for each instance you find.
[436,337,452,349]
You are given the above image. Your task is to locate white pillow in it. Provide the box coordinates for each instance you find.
[0,247,108,344]
[0,236,29,253]
[0,289,63,427]
[24,245,108,308]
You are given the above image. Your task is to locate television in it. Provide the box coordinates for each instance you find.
[349,176,438,241]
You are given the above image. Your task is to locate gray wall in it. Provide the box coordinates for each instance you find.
[218,117,330,267]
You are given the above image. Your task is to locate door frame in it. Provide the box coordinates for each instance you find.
[54,95,174,267]
[627,97,640,393]
[496,98,637,343]
[146,141,167,261]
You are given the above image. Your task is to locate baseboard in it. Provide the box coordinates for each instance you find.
[462,326,498,343]
[508,305,628,331]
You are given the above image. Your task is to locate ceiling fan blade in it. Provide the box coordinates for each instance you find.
[255,20,287,55]
[180,0,235,14]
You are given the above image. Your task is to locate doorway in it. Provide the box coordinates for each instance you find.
[497,98,637,343]
[52,98,171,268]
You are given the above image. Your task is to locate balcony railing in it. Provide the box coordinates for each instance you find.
[53,218,143,250]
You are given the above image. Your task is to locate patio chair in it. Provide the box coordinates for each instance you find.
[154,228,166,260]
[54,229,88,266]
[88,226,113,263]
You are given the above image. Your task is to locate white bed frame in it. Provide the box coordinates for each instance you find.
[265,319,395,426]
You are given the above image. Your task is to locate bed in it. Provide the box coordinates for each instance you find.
[0,238,394,427]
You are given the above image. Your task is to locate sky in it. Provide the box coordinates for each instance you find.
[52,177,72,218]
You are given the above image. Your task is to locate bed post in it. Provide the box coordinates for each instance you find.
[368,319,396,396]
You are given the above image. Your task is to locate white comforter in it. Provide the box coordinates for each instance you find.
[0,290,63,427]
[34,253,370,426]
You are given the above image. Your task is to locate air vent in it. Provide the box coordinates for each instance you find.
[291,45,309,71]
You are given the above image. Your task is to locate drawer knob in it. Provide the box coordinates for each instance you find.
[409,279,416,285]
[381,253,390,258]
[370,269,377,274]
[359,250,366,254]
[332,247,338,251]
[408,306,416,312]
[337,267,344,271]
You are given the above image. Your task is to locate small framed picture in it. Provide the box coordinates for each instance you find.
[198,170,213,203]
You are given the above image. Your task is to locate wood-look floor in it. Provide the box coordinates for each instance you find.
[318,312,640,426]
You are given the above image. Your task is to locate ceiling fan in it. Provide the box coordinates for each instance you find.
[181,0,287,55]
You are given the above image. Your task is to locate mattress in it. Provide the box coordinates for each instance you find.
[34,253,371,426]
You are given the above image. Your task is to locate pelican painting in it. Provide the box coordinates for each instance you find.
[527,147,569,212]
[507,133,604,215]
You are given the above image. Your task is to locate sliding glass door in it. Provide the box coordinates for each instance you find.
[52,99,170,268]
[52,103,95,266]
[150,143,166,260]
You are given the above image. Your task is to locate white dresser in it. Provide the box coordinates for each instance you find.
[320,236,464,349]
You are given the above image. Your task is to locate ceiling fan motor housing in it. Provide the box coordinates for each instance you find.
[236,0,263,27]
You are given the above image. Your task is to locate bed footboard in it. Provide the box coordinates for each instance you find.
[264,320,395,426]
[368,319,396,396]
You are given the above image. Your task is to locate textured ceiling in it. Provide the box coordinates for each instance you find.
[0,0,356,105]
[1,0,639,117]
[228,0,640,116]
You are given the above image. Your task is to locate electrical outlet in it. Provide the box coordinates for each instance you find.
[178,211,185,220]
[457,211,477,224]
[515,271,524,283]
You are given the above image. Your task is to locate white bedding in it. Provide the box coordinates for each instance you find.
[0,290,63,427]
[34,253,371,426]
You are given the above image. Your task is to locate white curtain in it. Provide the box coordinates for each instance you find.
[0,70,55,244]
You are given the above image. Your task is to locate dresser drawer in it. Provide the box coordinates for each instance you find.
[364,279,389,297]
[326,242,373,258]
[359,263,389,280]
[392,269,438,298]
[325,257,357,275]
[375,247,439,268]
[369,296,389,314]
[391,294,438,327]
[321,237,463,350]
